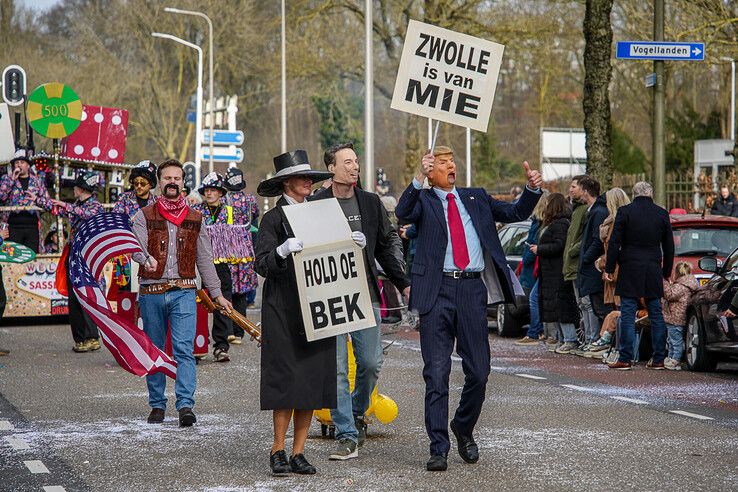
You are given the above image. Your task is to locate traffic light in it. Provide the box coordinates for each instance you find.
[2,65,26,106]
[183,162,196,192]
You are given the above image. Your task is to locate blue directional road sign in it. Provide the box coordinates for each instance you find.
[616,41,704,61]
[200,146,244,163]
[201,129,244,146]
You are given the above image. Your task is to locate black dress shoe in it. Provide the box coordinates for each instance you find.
[450,420,479,463]
[426,454,447,471]
[270,450,291,476]
[147,408,165,424]
[289,453,317,474]
[178,407,197,427]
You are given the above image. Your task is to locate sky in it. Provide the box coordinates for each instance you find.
[18,0,61,12]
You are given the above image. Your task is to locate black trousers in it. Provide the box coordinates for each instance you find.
[9,225,39,253]
[231,292,248,338]
[212,263,233,351]
[66,257,98,343]
[0,266,6,317]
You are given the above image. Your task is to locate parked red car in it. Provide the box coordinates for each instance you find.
[669,214,738,282]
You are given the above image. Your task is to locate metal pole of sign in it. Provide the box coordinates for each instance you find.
[164,8,215,175]
[466,127,472,187]
[653,0,665,206]
[364,0,374,191]
[152,32,204,184]
[722,57,736,142]
[280,0,287,153]
[427,119,432,149]
[53,139,64,251]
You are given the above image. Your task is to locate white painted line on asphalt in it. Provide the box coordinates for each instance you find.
[669,410,714,421]
[451,356,462,362]
[515,373,547,380]
[24,460,50,474]
[43,487,67,492]
[0,420,13,431]
[611,396,649,405]
[560,384,592,391]
[4,436,30,450]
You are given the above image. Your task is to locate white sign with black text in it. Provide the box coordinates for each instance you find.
[282,199,375,341]
[390,20,505,132]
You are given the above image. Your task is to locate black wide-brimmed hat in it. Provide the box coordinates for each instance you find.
[225,167,246,192]
[257,150,333,197]
[130,160,157,186]
[74,170,100,193]
[198,171,228,195]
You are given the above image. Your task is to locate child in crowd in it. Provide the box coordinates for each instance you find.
[662,261,699,370]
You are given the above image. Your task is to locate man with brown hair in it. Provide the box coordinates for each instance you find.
[131,159,232,427]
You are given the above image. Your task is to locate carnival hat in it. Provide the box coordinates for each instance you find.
[130,160,157,186]
[74,170,100,193]
[10,147,33,165]
[257,150,333,197]
[198,171,228,195]
[225,167,246,191]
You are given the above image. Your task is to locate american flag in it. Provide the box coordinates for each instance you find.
[70,213,177,379]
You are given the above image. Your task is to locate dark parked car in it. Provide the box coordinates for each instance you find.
[491,220,531,337]
[685,249,738,371]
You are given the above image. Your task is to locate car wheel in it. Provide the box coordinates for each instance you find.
[497,303,524,337]
[685,314,718,372]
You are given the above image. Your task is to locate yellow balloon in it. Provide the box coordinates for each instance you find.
[372,394,398,424]
[313,408,332,423]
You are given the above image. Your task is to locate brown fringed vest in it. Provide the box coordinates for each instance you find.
[140,204,202,280]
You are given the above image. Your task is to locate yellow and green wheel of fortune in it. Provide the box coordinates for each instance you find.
[27,83,83,139]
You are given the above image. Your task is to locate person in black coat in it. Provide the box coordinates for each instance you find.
[605,181,675,370]
[711,185,738,217]
[576,180,610,344]
[530,193,579,354]
[254,150,337,476]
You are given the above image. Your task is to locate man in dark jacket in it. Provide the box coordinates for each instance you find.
[605,181,674,370]
[576,178,609,346]
[311,142,409,461]
[711,185,738,217]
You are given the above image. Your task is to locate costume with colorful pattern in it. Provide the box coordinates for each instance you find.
[226,191,259,295]
[111,191,156,219]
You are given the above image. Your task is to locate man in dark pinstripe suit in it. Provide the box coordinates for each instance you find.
[396,146,542,471]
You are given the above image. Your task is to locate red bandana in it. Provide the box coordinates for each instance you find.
[156,196,189,226]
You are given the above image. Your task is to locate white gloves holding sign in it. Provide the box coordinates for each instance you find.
[351,231,367,249]
[277,238,304,259]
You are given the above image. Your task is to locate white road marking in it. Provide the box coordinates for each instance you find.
[611,396,649,405]
[24,460,50,474]
[451,356,462,362]
[515,373,547,380]
[669,410,714,421]
[43,487,67,492]
[4,436,30,450]
[0,420,13,431]
[560,384,592,391]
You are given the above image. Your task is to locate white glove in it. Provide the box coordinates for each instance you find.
[351,231,367,249]
[276,238,303,258]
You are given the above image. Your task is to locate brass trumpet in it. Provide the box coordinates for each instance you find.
[196,289,262,344]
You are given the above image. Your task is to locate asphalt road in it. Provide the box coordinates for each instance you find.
[1,319,737,491]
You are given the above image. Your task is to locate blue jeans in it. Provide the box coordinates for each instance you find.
[666,323,685,361]
[331,305,382,443]
[619,296,666,364]
[139,289,197,411]
[526,280,543,339]
[558,322,578,343]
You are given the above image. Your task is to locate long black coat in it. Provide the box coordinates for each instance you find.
[576,194,609,297]
[711,193,738,217]
[605,196,675,299]
[254,197,337,411]
[537,217,579,324]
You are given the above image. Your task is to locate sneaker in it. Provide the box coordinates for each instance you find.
[545,337,558,345]
[213,348,230,363]
[73,341,90,353]
[230,336,243,345]
[86,338,101,351]
[329,438,358,460]
[646,359,665,370]
[227,335,237,343]
[355,416,367,447]
[608,360,632,370]
[555,342,578,354]
[0,347,9,356]
[514,336,540,346]
[604,349,620,365]
[572,344,591,357]
[664,358,682,371]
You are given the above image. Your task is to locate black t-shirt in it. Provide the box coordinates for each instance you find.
[136,196,149,210]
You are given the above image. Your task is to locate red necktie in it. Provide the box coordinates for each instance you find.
[446,193,470,271]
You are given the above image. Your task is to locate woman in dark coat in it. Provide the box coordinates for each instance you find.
[529,193,580,353]
[254,150,335,476]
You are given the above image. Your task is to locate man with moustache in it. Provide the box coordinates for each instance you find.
[311,142,409,461]
[396,146,542,471]
[130,159,232,427]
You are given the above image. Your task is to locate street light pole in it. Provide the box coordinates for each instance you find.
[721,57,736,142]
[152,32,203,184]
[281,0,287,153]
[653,0,665,206]
[164,7,214,175]
[364,0,374,191]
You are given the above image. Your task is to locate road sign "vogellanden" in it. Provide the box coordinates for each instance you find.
[616,41,704,61]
